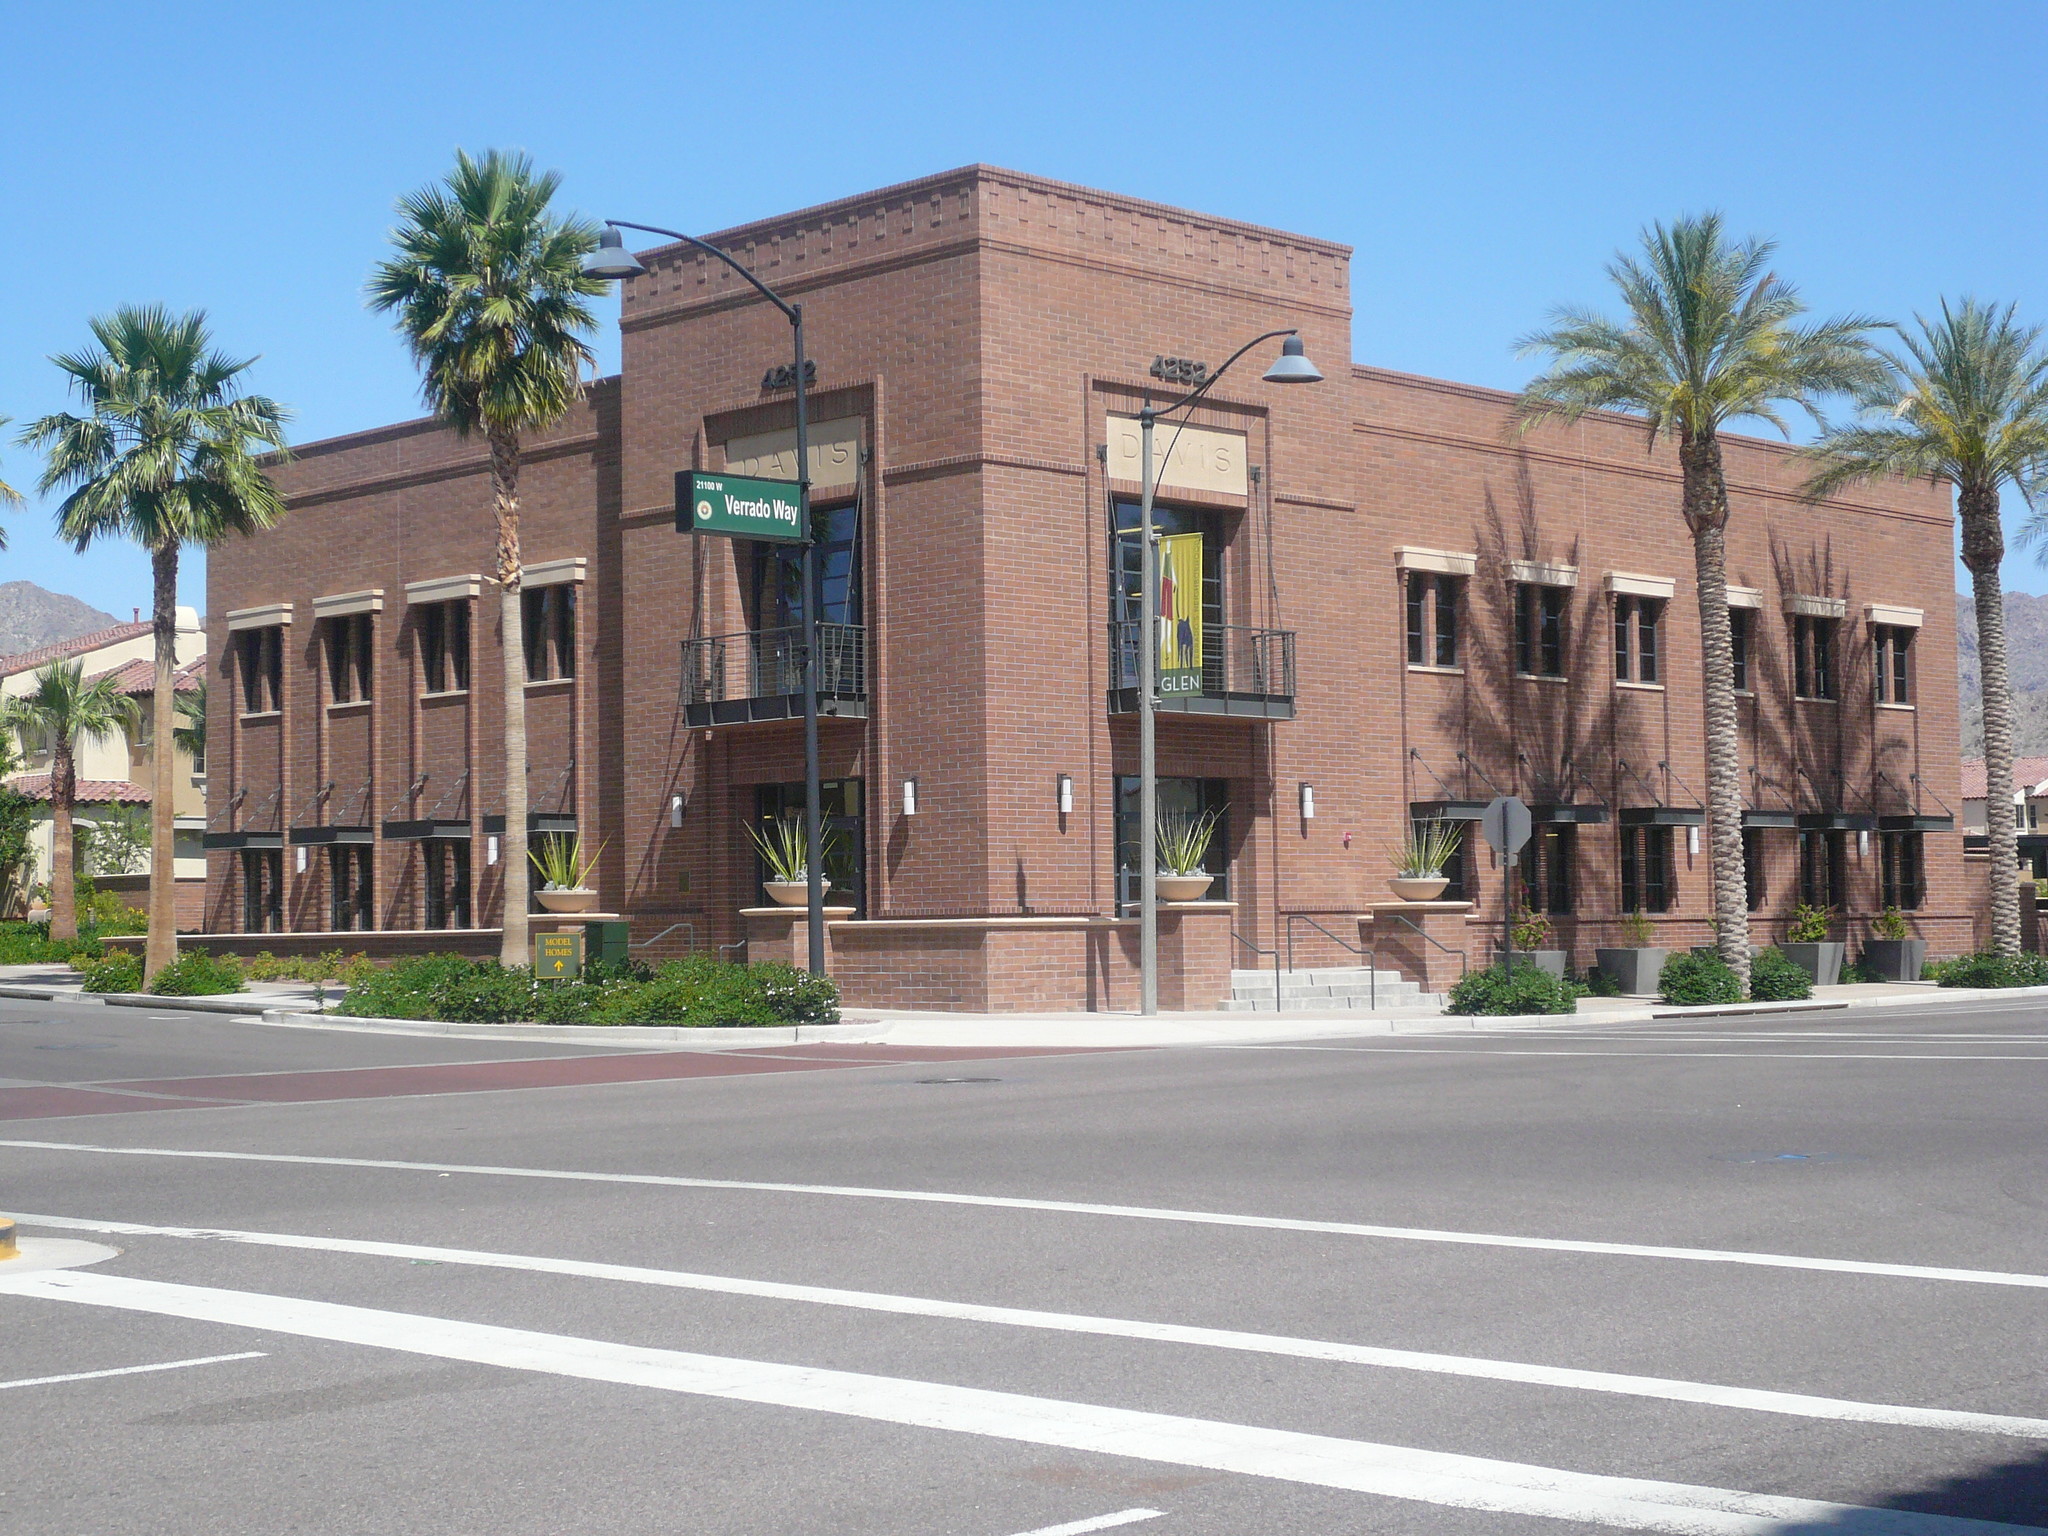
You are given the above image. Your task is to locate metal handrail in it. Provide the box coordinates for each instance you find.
[632,921,698,951]
[683,623,867,705]
[1105,621,1295,700]
[1283,914,1377,1011]
[1231,930,1283,1012]
[1378,909,1469,978]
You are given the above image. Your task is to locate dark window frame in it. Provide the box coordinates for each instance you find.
[522,583,578,682]
[1730,607,1752,694]
[1613,595,1663,684]
[1874,624,1913,705]
[1405,572,1462,668]
[755,779,866,916]
[1798,829,1847,908]
[1880,830,1925,910]
[1793,614,1837,700]
[419,600,471,695]
[1116,775,1229,912]
[1515,582,1568,678]
[423,839,471,929]
[323,612,373,704]
[328,844,373,931]
[1619,825,1673,913]
[235,625,283,714]
[240,847,283,932]
[1518,823,1576,915]
[1743,827,1766,912]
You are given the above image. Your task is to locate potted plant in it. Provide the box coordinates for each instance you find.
[1389,818,1461,900]
[1782,903,1845,986]
[1496,903,1567,978]
[1596,908,1667,996]
[530,834,604,913]
[1861,905,1926,983]
[748,816,834,906]
[1156,808,1223,902]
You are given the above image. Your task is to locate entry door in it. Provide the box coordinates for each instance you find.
[1114,775,1229,911]
[755,780,865,915]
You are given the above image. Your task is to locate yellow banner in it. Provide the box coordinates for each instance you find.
[1158,533,1203,694]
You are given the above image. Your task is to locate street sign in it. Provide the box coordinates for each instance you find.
[1480,795,1533,856]
[533,930,583,980]
[675,471,808,544]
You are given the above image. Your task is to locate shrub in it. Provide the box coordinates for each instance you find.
[1786,904,1835,944]
[1748,947,1814,1002]
[1445,962,1582,1016]
[1580,964,1623,998]
[0,922,108,966]
[244,949,366,983]
[149,948,246,996]
[78,951,143,994]
[1927,952,2048,989]
[1658,951,1743,1007]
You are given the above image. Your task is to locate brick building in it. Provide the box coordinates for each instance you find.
[205,165,1968,1008]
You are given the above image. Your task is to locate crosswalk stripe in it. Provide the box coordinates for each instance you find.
[4,1269,2037,1536]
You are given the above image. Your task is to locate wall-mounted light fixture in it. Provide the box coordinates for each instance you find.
[1057,774,1074,815]
[486,835,500,866]
[669,793,685,829]
[902,778,918,816]
[1858,828,1870,858]
[1688,825,1700,856]
[295,845,307,874]
[1299,783,1316,820]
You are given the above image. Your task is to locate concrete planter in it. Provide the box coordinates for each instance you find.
[1782,941,1845,987]
[1156,873,1215,902]
[763,880,830,907]
[1492,949,1566,979]
[535,887,597,913]
[1861,938,1927,983]
[1389,875,1450,901]
[1596,947,1668,996]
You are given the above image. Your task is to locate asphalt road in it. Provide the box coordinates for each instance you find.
[4,992,2048,1535]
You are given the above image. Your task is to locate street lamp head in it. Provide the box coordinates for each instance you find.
[1262,333,1324,385]
[583,226,647,281]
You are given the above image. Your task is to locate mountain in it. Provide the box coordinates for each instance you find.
[1956,589,2048,756]
[0,582,125,660]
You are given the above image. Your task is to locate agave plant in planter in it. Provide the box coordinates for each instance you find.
[1782,902,1844,986]
[1388,818,1462,900]
[748,816,840,906]
[1155,808,1224,902]
[1860,904,1925,983]
[530,834,605,913]
[1595,906,1667,996]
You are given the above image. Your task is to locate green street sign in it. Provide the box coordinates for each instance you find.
[533,930,583,980]
[676,471,808,544]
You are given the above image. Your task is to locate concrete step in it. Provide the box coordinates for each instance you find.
[1226,965,1428,1012]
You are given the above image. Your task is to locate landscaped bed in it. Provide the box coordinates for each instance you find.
[333,952,840,1028]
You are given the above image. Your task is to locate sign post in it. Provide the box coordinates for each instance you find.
[1479,795,1533,971]
[674,471,808,543]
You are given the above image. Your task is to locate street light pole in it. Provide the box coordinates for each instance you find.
[1129,331,1324,1016]
[586,223,826,974]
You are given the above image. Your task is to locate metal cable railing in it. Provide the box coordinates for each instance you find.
[1106,621,1294,701]
[683,623,867,706]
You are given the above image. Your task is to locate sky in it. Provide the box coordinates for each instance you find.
[4,0,2047,616]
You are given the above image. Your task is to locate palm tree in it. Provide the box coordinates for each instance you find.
[367,149,601,966]
[20,307,290,979]
[0,416,21,523]
[1516,214,1883,994]
[1805,301,2048,956]
[2,661,140,941]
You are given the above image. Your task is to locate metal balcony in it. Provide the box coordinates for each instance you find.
[1106,621,1296,720]
[681,623,868,727]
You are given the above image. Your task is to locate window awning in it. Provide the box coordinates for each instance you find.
[1742,810,1799,829]
[1796,811,1876,831]
[1876,814,1953,832]
[202,830,283,850]
[1408,799,1489,822]
[481,812,577,836]
[1618,805,1704,827]
[1529,802,1609,825]
[381,819,473,842]
[288,826,374,845]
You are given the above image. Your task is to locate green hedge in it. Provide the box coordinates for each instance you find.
[0,923,109,966]
[338,952,841,1027]
[148,949,246,996]
[77,951,142,993]
[1445,963,1583,1016]
[1748,947,1814,1002]
[1926,952,2048,989]
[1657,951,1743,1006]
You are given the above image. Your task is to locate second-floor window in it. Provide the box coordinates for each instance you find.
[324,613,373,703]
[1874,624,1913,704]
[1731,608,1753,693]
[523,585,577,681]
[1613,596,1662,684]
[419,601,470,694]
[1405,573,1461,667]
[235,625,283,713]
[1792,615,1836,700]
[1514,583,1568,677]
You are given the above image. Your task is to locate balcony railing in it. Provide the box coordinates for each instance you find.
[1106,621,1296,719]
[681,623,868,726]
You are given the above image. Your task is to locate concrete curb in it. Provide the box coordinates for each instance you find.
[256,1010,893,1048]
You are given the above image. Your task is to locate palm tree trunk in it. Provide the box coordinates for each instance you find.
[492,426,530,968]
[51,742,76,943]
[1962,484,2022,955]
[1682,432,1753,992]
[144,544,180,981]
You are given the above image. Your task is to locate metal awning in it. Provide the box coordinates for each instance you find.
[1877,814,1954,832]
[288,826,374,845]
[1529,803,1610,825]
[202,830,283,851]
[381,819,473,842]
[1796,811,1877,831]
[1742,810,1799,829]
[481,812,578,836]
[1618,805,1705,827]
[1409,799,1489,822]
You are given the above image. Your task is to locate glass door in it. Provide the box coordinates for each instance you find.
[755,779,865,915]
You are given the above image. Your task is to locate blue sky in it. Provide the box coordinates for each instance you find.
[5,0,2046,615]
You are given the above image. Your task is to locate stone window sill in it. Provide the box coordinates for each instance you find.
[1515,671,1569,684]
[1877,701,1916,712]
[238,710,281,723]
[1615,680,1666,692]
[525,676,575,692]
[1406,664,1465,676]
[1795,695,1840,706]
[421,689,469,701]
[327,699,372,714]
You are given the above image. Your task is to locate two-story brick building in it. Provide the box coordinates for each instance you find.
[204,165,1967,1009]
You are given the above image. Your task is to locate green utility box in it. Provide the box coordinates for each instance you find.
[586,920,631,969]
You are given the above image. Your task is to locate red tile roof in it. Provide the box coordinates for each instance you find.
[0,621,151,679]
[6,774,152,805]
[92,654,205,696]
[1960,757,2048,799]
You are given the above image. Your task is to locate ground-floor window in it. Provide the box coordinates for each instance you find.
[240,849,282,933]
[329,845,373,931]
[1743,828,1766,912]
[1880,831,1925,910]
[1619,826,1673,913]
[424,839,471,929]
[1798,830,1846,910]
[754,780,866,915]
[1518,824,1575,914]
[1116,776,1228,911]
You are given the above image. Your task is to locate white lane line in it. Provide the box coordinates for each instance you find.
[1007,1511,1164,1536]
[10,1137,2048,1292]
[0,1350,266,1391]
[21,1211,2047,1440]
[1218,1044,2048,1061]
[5,1270,2035,1536]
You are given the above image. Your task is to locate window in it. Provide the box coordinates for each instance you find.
[1619,826,1673,913]
[419,601,470,694]
[755,779,866,915]
[1518,824,1575,914]
[1792,615,1836,700]
[1405,573,1462,668]
[240,848,282,932]
[1798,829,1846,909]
[1743,828,1766,912]
[1115,776,1227,911]
[329,845,373,931]
[1613,596,1663,684]
[1514,583,1568,677]
[1430,818,1471,903]
[235,626,283,713]
[1874,624,1913,704]
[1880,831,1925,910]
[757,503,864,630]
[523,584,577,681]
[323,613,373,703]
[1110,501,1221,694]
[423,839,471,929]
[1730,608,1752,693]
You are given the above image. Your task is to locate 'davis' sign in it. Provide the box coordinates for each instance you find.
[675,471,809,544]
